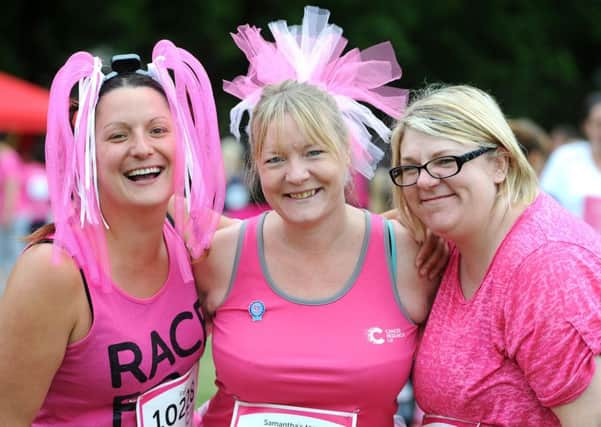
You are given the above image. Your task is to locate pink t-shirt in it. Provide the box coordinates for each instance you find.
[202,212,418,426]
[414,193,601,426]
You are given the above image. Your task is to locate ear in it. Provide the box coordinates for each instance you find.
[491,151,509,184]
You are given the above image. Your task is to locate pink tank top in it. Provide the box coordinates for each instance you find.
[202,211,418,426]
[34,221,206,427]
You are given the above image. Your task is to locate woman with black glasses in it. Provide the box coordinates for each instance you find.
[389,84,601,426]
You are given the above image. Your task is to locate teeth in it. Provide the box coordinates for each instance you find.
[289,190,316,199]
[126,167,161,177]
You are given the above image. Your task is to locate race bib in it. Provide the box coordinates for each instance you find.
[230,401,358,427]
[422,414,480,426]
[136,364,198,427]
[583,196,601,233]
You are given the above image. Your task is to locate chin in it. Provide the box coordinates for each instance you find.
[422,216,456,236]
[128,194,172,209]
[280,209,323,226]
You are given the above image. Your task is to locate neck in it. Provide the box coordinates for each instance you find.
[273,204,353,253]
[102,204,168,272]
[453,200,526,297]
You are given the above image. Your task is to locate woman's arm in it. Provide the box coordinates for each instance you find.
[389,220,440,324]
[0,244,83,426]
[552,356,601,427]
[505,245,601,426]
[192,222,243,317]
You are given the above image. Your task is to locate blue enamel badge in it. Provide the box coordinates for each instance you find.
[248,300,265,321]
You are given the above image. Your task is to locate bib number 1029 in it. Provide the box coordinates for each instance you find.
[137,364,198,427]
[150,386,195,427]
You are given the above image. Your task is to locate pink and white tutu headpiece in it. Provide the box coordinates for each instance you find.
[223,5,407,178]
[45,40,225,289]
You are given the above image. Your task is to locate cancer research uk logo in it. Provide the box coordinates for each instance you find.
[366,327,406,344]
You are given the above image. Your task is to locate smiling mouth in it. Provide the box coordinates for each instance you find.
[124,166,163,181]
[287,189,318,199]
[421,193,454,203]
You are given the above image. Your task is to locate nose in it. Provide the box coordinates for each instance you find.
[415,168,440,188]
[130,132,153,158]
[285,157,310,183]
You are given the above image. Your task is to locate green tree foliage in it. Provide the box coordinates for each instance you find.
[2,0,601,133]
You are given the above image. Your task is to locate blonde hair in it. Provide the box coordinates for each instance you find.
[391,84,538,240]
[248,80,350,187]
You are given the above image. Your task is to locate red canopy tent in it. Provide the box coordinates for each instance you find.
[0,71,49,134]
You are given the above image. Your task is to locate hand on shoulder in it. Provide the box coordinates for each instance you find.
[383,212,449,279]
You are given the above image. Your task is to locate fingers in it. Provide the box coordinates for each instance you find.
[426,239,449,280]
[416,232,449,280]
[381,208,398,220]
[191,247,211,264]
[415,229,434,271]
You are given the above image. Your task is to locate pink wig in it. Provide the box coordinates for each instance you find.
[45,40,225,289]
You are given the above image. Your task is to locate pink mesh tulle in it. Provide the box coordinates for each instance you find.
[44,40,224,289]
[223,5,407,178]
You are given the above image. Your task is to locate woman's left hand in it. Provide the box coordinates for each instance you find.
[415,229,449,280]
[382,208,449,280]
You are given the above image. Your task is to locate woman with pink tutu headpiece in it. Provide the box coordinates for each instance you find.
[194,6,446,426]
[0,41,225,426]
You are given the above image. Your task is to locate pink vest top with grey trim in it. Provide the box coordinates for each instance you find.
[202,211,418,426]
[33,221,206,427]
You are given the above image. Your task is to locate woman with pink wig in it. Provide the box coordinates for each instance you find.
[0,41,225,426]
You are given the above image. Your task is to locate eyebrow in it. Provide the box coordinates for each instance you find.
[102,122,128,131]
[401,149,460,164]
[101,116,170,130]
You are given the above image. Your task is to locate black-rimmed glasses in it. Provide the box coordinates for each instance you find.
[389,146,496,187]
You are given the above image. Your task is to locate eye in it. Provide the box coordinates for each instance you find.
[431,156,457,168]
[306,149,325,157]
[150,126,169,136]
[108,132,127,142]
[265,155,284,165]
[400,165,418,177]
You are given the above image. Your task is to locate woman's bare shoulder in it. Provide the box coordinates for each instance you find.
[4,243,83,302]
[193,220,245,314]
